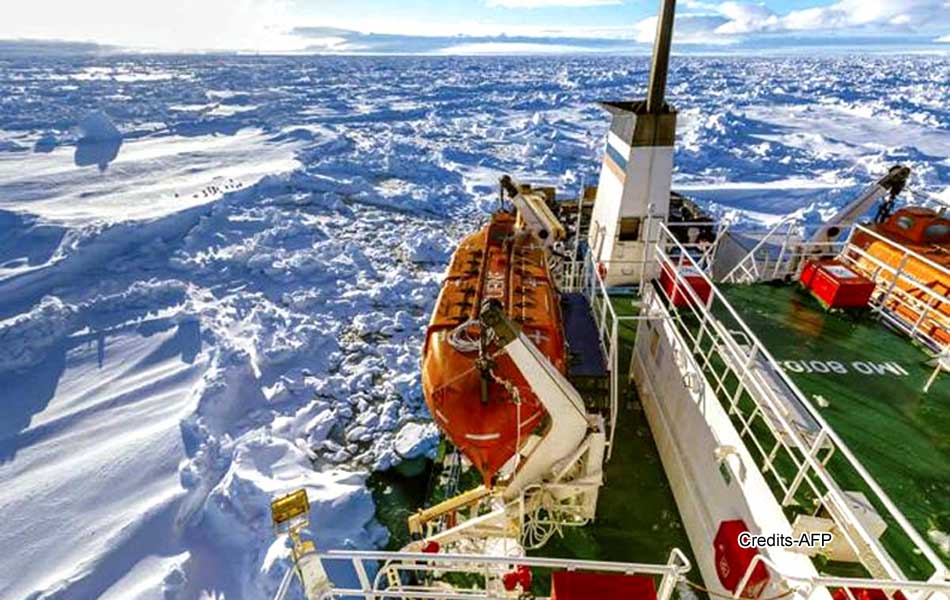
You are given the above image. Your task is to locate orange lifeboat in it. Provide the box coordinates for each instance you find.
[422,211,566,484]
[851,207,950,345]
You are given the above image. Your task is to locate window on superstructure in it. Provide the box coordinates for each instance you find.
[618,217,641,242]
[895,216,915,230]
[923,222,950,242]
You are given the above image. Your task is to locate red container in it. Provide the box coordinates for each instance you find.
[832,589,907,600]
[660,263,713,307]
[551,571,657,600]
[800,259,875,309]
[714,520,771,599]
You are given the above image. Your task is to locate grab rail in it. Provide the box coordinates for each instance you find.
[568,221,947,581]
[641,221,948,581]
[302,548,693,600]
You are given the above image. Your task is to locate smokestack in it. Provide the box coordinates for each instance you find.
[587,0,679,286]
[646,0,676,114]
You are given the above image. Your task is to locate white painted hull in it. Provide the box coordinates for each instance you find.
[630,286,830,600]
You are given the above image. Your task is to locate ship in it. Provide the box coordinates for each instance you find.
[266,1,950,599]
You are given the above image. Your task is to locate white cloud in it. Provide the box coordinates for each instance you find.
[634,13,735,44]
[681,0,720,9]
[0,0,300,52]
[1,0,946,52]
[728,0,949,33]
[937,35,950,42]
[485,0,620,8]
[636,0,950,43]
[713,2,778,34]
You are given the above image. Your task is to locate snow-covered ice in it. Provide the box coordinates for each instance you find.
[0,53,947,599]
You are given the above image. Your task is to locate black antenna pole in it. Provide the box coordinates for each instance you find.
[645,0,676,114]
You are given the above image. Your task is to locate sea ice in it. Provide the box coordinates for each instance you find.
[76,109,122,142]
[0,52,946,599]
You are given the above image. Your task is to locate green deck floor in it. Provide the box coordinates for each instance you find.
[537,293,699,572]
[532,293,701,598]
[720,283,950,570]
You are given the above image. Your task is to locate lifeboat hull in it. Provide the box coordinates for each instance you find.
[851,208,950,345]
[422,212,566,483]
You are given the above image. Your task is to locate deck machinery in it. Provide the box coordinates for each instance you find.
[268,1,950,599]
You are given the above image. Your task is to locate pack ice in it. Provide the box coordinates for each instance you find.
[0,53,947,599]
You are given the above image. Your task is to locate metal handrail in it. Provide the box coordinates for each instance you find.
[853,223,950,279]
[562,247,663,460]
[310,548,693,600]
[569,224,947,577]
[722,214,802,282]
[716,219,949,353]
[730,552,950,600]
[839,225,950,353]
[647,221,948,578]
[327,548,691,571]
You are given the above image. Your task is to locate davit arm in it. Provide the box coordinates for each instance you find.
[478,299,596,502]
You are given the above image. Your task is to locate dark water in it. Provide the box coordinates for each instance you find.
[369,456,434,551]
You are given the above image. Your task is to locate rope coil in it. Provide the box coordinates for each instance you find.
[446,318,484,353]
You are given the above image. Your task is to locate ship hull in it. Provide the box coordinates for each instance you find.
[630,286,828,600]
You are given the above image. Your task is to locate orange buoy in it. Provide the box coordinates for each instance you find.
[422,212,566,484]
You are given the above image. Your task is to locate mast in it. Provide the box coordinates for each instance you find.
[646,0,676,114]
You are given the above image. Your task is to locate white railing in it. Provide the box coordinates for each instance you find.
[558,220,727,460]
[717,218,950,357]
[728,553,950,600]
[838,224,950,356]
[306,548,692,600]
[572,220,947,585]
[721,215,803,283]
[721,218,843,284]
[639,222,948,586]
[560,250,627,460]
[273,540,950,600]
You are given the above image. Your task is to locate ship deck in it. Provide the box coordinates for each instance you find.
[372,293,699,582]
[537,295,696,568]
[533,294,702,597]
[719,282,950,564]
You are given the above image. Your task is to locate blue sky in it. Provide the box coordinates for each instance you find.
[1,0,948,53]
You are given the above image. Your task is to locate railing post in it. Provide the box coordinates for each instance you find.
[874,253,909,316]
[772,221,794,280]
[353,557,375,600]
[735,555,766,600]
[728,344,758,413]
[657,570,677,600]
[910,297,936,337]
[782,429,827,506]
[608,319,619,460]
[273,567,296,600]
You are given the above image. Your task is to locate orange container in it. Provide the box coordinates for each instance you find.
[800,260,875,309]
